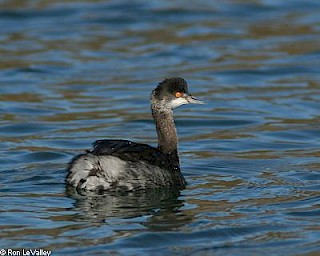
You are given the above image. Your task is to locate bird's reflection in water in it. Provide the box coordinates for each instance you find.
[66,186,191,231]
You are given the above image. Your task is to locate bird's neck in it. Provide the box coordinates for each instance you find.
[151,103,178,159]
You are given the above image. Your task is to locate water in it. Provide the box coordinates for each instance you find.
[0,0,320,255]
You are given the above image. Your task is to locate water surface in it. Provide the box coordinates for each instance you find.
[0,0,320,255]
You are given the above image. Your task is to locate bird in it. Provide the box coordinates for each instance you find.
[66,77,204,192]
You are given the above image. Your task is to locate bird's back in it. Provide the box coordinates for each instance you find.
[66,139,185,192]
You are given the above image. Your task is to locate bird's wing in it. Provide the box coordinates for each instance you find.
[91,139,179,171]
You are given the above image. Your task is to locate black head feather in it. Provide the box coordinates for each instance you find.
[153,77,189,100]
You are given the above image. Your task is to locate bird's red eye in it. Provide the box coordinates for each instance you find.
[175,92,183,98]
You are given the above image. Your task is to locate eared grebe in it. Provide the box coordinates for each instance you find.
[66,77,204,192]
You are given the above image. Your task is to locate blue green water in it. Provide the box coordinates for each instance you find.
[0,1,320,255]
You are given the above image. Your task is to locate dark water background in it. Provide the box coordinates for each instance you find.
[0,0,320,255]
